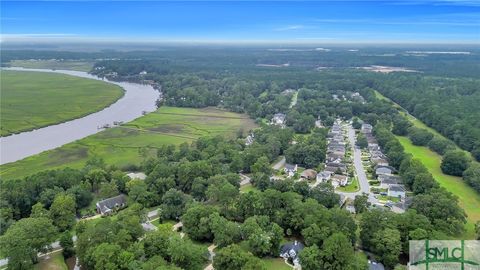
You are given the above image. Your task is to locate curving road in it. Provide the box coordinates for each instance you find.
[0,67,160,165]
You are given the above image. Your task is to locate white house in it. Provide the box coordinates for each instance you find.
[284,163,298,177]
[388,184,406,199]
[271,113,286,126]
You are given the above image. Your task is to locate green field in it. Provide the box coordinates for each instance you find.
[336,176,360,192]
[397,136,480,239]
[1,70,124,136]
[0,106,257,180]
[8,60,94,72]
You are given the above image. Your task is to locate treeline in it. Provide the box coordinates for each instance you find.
[374,123,467,235]
[375,74,480,161]
[391,116,479,193]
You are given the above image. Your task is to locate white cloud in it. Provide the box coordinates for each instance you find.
[274,25,305,31]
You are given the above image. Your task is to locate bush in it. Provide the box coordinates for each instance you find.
[441,150,470,176]
[463,163,480,193]
[408,127,434,146]
[428,137,455,155]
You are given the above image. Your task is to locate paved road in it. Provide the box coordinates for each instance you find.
[239,173,251,186]
[336,125,377,204]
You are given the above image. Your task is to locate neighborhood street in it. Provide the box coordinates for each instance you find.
[336,125,377,204]
[272,156,286,170]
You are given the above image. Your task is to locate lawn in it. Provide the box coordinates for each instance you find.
[240,183,259,193]
[397,136,480,239]
[0,70,123,136]
[336,176,360,192]
[263,258,292,270]
[8,59,94,72]
[0,106,257,180]
[34,251,68,270]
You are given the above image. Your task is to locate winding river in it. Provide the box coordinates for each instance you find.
[0,67,160,165]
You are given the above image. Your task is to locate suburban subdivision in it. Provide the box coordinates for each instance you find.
[1,1,480,270]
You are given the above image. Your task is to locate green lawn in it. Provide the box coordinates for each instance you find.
[240,183,259,193]
[397,136,480,239]
[34,251,68,270]
[0,70,123,136]
[8,59,94,72]
[336,176,360,192]
[0,106,257,180]
[263,258,292,270]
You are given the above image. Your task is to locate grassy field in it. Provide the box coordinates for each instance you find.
[397,136,480,239]
[34,251,68,270]
[0,106,257,180]
[240,183,259,193]
[1,70,124,136]
[8,59,94,72]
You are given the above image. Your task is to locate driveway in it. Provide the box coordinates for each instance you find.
[272,156,286,170]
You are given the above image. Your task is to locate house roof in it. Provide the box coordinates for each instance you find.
[389,184,406,192]
[280,241,304,259]
[332,174,348,181]
[301,169,317,178]
[96,194,127,214]
[379,175,401,184]
[285,163,296,171]
[369,261,385,270]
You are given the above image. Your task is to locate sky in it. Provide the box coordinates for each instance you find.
[1,0,479,44]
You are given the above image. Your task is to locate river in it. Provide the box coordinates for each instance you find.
[0,67,160,165]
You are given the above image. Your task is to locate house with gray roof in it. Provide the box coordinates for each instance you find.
[280,241,304,269]
[388,184,406,199]
[96,194,127,216]
[284,163,298,177]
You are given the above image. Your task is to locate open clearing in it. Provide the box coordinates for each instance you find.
[33,251,68,270]
[8,59,94,72]
[0,70,123,136]
[397,136,480,239]
[0,106,257,180]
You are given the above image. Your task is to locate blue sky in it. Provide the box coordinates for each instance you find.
[1,1,479,43]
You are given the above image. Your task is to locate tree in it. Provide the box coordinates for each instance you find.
[143,224,173,259]
[392,116,412,136]
[99,182,119,199]
[50,193,76,231]
[167,236,208,270]
[412,173,438,194]
[91,243,134,270]
[299,245,322,270]
[475,221,480,240]
[210,214,242,247]
[30,202,49,218]
[372,228,402,269]
[85,169,108,192]
[428,137,455,155]
[441,150,470,176]
[181,204,218,241]
[127,179,152,206]
[161,189,192,220]
[213,244,266,270]
[463,163,480,192]
[356,133,368,149]
[309,183,340,208]
[408,127,433,146]
[60,232,75,258]
[251,156,272,175]
[0,217,57,269]
[251,173,271,191]
[320,233,356,270]
[353,193,370,214]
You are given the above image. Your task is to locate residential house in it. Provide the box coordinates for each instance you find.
[127,172,147,180]
[372,157,389,166]
[301,169,317,180]
[369,261,385,270]
[280,241,304,269]
[326,162,347,171]
[96,194,127,216]
[332,174,348,187]
[378,175,402,188]
[325,165,346,174]
[361,123,373,134]
[245,133,254,146]
[388,184,406,199]
[326,153,344,163]
[375,165,395,176]
[271,113,286,126]
[284,163,298,177]
[316,171,332,183]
